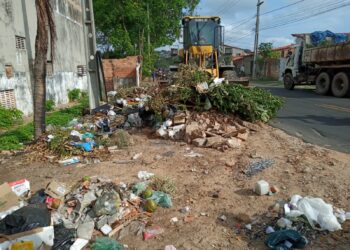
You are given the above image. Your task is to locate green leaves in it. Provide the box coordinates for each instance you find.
[93,0,200,58]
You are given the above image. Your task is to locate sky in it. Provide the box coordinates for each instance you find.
[190,0,350,50]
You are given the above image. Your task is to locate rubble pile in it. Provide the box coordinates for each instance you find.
[0,174,174,249]
[157,111,261,151]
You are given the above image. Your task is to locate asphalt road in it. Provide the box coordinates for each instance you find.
[255,82,350,154]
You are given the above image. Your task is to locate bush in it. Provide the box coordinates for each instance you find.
[0,106,23,129]
[68,89,81,102]
[45,100,55,112]
[209,84,284,122]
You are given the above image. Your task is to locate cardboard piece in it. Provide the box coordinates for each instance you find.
[45,180,68,199]
[0,183,19,213]
[0,225,54,250]
[9,179,30,197]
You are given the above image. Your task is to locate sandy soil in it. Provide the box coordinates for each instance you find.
[1,125,350,250]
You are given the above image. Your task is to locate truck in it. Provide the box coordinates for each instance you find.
[283,33,350,97]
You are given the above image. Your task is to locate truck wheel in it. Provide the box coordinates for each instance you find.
[315,72,331,95]
[283,73,295,90]
[331,72,349,98]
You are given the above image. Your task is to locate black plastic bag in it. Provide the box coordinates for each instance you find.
[0,206,50,235]
[53,224,76,250]
[265,230,308,250]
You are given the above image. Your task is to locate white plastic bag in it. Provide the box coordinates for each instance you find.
[287,196,341,232]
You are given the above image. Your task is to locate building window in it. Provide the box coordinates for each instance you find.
[5,65,14,78]
[77,65,87,76]
[224,47,232,55]
[0,89,17,109]
[15,36,26,50]
[46,61,53,77]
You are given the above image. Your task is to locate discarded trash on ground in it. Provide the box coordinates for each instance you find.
[0,174,175,249]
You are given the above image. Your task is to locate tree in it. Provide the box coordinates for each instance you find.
[33,0,56,139]
[258,42,280,59]
[93,0,199,75]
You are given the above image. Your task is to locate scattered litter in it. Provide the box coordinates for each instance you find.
[165,245,177,250]
[265,230,308,250]
[245,159,275,177]
[245,224,252,230]
[132,153,143,160]
[277,218,293,229]
[59,157,80,166]
[266,226,275,234]
[255,180,270,196]
[285,195,342,232]
[180,206,190,214]
[70,238,89,250]
[143,226,164,240]
[137,171,155,181]
[170,217,179,224]
[184,151,203,158]
[91,237,124,250]
[101,224,113,235]
[8,179,30,197]
[219,215,227,221]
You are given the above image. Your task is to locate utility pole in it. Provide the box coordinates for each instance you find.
[147,3,151,60]
[252,0,264,79]
[83,0,100,110]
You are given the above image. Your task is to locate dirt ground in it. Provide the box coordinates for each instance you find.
[1,125,350,250]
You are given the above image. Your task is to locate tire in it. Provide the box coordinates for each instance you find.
[315,72,331,95]
[283,73,295,90]
[222,70,237,80]
[331,72,349,98]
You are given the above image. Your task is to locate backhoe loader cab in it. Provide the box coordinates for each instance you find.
[180,16,234,78]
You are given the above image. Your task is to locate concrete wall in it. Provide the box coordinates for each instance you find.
[0,0,88,115]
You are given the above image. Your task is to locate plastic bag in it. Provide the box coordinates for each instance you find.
[132,182,148,195]
[93,191,121,217]
[52,224,76,250]
[149,191,172,208]
[0,206,51,235]
[91,237,124,250]
[286,196,341,232]
[265,229,308,250]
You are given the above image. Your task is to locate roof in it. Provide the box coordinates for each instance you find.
[223,44,247,50]
[183,16,220,20]
[292,32,350,37]
[272,44,295,51]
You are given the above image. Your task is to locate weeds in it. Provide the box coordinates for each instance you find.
[0,97,88,150]
[0,106,23,129]
[45,100,55,112]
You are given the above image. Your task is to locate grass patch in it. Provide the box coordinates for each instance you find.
[0,97,88,150]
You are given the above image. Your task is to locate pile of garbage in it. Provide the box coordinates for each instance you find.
[0,173,174,249]
[242,192,350,250]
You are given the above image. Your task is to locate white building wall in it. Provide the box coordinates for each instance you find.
[0,0,88,115]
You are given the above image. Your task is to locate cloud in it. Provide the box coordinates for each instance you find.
[261,36,295,47]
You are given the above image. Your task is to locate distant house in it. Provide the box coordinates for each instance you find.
[102,56,142,91]
[221,44,250,57]
[233,44,295,80]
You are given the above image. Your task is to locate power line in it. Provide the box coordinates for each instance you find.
[225,0,350,45]
[261,0,350,30]
[225,0,305,32]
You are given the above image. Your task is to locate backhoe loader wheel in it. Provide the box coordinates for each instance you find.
[283,73,295,90]
[331,72,349,98]
[315,72,331,95]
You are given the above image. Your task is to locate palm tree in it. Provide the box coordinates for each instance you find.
[33,0,56,138]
